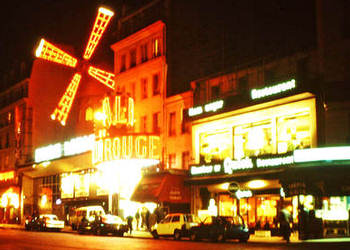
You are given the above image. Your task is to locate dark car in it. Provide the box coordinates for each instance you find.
[25,214,64,232]
[189,215,250,242]
[78,214,129,236]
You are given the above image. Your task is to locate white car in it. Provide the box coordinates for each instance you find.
[152,213,200,240]
[25,214,64,231]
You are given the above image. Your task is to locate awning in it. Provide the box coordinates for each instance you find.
[131,173,190,204]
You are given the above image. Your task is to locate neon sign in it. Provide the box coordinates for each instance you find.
[251,79,296,100]
[35,134,95,163]
[190,154,294,176]
[0,171,15,182]
[92,135,161,164]
[101,96,134,128]
[188,100,224,117]
[294,146,350,163]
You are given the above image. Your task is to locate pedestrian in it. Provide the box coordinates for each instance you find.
[135,210,140,230]
[126,215,133,234]
[145,209,150,231]
[279,207,291,242]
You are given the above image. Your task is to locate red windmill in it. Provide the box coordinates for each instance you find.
[35,7,116,126]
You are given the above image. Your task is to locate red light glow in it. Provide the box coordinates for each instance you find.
[35,39,77,68]
[51,73,82,126]
[83,7,114,60]
[88,66,115,90]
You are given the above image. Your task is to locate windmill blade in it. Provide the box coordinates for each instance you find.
[88,66,115,90]
[51,73,82,126]
[83,7,114,60]
[35,39,78,68]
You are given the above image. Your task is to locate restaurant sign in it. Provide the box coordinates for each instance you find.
[190,154,294,176]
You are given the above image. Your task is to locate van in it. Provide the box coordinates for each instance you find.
[69,205,105,230]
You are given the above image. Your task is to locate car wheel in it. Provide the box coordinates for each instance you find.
[190,231,199,241]
[152,230,159,239]
[174,229,181,240]
[216,233,225,242]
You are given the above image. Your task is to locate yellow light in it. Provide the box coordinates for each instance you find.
[51,73,82,126]
[88,66,115,89]
[83,7,114,60]
[41,161,51,167]
[247,180,267,189]
[41,195,47,207]
[35,39,78,68]
[220,183,229,190]
[0,171,15,182]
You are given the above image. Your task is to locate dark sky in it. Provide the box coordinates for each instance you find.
[0,0,147,87]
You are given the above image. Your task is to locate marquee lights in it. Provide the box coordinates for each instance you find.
[188,100,224,117]
[0,171,15,182]
[88,66,115,90]
[251,79,296,99]
[34,134,95,163]
[50,73,82,126]
[92,135,161,164]
[83,7,114,60]
[35,39,78,68]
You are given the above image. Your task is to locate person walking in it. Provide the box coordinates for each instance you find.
[126,215,133,234]
[135,210,140,230]
[279,207,292,242]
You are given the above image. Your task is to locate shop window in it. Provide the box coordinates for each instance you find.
[152,112,160,133]
[199,130,232,163]
[182,151,190,170]
[120,54,126,72]
[130,49,136,68]
[168,153,176,168]
[233,120,273,159]
[152,73,160,96]
[168,112,176,136]
[141,43,148,62]
[276,111,311,154]
[141,78,148,99]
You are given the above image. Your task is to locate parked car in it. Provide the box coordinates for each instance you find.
[151,213,200,240]
[25,214,64,232]
[69,205,105,230]
[77,214,129,236]
[189,215,250,242]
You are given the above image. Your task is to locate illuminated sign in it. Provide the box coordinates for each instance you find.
[190,154,294,176]
[0,171,15,182]
[101,95,134,128]
[235,189,253,199]
[251,79,296,100]
[294,146,350,163]
[188,100,224,117]
[92,134,161,164]
[35,134,95,163]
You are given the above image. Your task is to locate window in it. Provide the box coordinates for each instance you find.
[141,43,148,62]
[141,115,147,132]
[153,38,161,58]
[41,174,60,206]
[120,54,126,72]
[130,49,136,68]
[141,78,148,99]
[182,151,190,170]
[153,112,160,133]
[181,110,189,134]
[131,82,136,101]
[5,133,9,148]
[152,73,160,96]
[169,112,176,136]
[168,153,176,169]
[172,215,180,222]
[211,85,220,99]
[85,107,93,121]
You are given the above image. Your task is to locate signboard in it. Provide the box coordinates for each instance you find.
[190,153,294,176]
[228,182,240,195]
[35,134,95,163]
[251,79,296,100]
[188,100,224,117]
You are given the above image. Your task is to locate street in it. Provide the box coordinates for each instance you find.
[1,228,350,250]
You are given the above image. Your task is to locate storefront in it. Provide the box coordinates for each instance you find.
[187,82,318,236]
[0,170,20,223]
